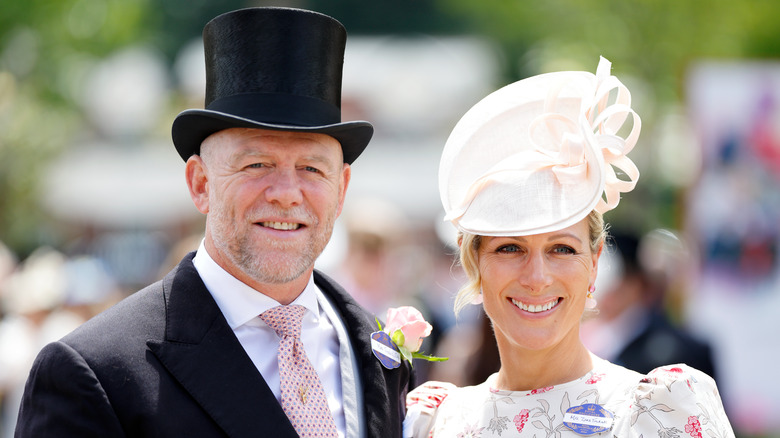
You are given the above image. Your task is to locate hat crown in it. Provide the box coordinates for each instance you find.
[171,7,374,164]
[203,7,345,110]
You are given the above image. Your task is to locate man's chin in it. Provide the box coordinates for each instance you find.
[240,253,315,285]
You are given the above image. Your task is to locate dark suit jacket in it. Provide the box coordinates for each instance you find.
[615,310,717,380]
[15,253,413,437]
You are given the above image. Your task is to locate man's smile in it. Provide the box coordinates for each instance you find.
[259,221,302,231]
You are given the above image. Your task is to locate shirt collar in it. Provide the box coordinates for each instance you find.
[192,239,320,329]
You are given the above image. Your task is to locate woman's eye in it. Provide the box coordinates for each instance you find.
[496,244,521,253]
[552,245,576,255]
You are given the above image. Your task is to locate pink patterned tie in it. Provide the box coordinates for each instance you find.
[260,305,338,437]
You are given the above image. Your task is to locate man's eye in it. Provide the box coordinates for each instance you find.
[303,166,320,173]
[248,163,265,168]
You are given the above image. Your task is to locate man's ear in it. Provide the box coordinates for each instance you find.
[185,155,209,214]
[335,163,351,218]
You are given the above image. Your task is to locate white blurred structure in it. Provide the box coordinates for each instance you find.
[38,36,501,291]
[42,35,500,231]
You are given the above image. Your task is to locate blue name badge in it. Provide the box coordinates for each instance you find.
[563,403,614,436]
[370,331,401,369]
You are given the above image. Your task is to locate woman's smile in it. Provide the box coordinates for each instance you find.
[510,297,561,314]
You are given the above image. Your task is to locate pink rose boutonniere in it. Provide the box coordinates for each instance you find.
[371,306,447,369]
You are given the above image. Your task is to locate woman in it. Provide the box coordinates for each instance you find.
[404,57,734,437]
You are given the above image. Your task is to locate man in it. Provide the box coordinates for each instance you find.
[16,7,413,437]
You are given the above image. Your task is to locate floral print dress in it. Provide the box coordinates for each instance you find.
[404,356,734,438]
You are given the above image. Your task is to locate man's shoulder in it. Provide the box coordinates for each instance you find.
[64,252,201,346]
[61,279,167,352]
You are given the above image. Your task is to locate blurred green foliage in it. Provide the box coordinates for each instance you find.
[0,0,154,255]
[433,0,780,97]
[0,0,243,256]
[3,0,780,258]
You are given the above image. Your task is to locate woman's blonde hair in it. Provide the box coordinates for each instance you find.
[453,210,606,316]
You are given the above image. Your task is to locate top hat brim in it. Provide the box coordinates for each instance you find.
[172,109,373,165]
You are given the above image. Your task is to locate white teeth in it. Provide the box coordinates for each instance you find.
[261,221,300,231]
[511,298,559,313]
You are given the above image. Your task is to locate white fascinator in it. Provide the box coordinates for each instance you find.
[439,57,640,236]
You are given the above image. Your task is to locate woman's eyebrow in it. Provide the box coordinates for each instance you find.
[547,232,583,243]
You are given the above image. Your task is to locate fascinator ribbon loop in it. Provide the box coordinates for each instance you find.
[588,57,641,212]
[585,57,642,212]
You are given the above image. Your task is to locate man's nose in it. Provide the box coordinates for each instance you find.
[264,169,304,207]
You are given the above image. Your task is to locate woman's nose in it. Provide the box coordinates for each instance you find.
[520,252,554,293]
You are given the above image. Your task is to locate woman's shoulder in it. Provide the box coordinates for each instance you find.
[404,379,489,437]
[619,363,735,437]
[593,357,717,396]
[405,379,488,415]
[633,363,721,402]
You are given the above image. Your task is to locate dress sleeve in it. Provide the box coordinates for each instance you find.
[403,381,456,438]
[628,364,735,438]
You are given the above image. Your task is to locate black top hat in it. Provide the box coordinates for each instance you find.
[171,7,373,164]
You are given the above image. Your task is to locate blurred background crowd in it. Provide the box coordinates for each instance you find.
[2,1,780,436]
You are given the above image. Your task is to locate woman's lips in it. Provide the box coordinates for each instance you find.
[510,297,560,313]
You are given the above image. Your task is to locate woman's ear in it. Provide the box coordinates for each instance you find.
[590,240,604,284]
[185,155,210,214]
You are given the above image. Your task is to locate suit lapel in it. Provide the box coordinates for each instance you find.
[314,270,412,438]
[147,255,297,438]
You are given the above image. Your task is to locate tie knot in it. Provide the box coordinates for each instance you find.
[260,304,305,339]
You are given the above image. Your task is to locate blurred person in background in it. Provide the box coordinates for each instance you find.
[581,229,717,378]
[331,196,411,316]
[425,310,499,389]
[0,248,116,437]
[422,224,496,388]
[0,248,69,438]
[16,7,413,438]
[404,57,734,437]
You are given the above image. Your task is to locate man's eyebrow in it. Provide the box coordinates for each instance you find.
[226,149,267,165]
[224,150,339,170]
[301,154,337,165]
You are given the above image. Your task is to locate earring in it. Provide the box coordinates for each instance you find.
[471,289,484,305]
[585,285,597,309]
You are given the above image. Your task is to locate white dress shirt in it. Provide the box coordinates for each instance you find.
[192,241,346,437]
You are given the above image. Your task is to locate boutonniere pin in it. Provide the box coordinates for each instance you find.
[370,306,447,369]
